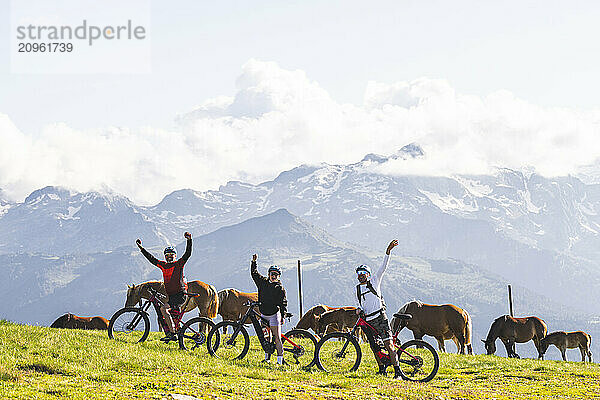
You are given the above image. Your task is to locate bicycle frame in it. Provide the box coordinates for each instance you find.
[129,288,186,334]
[346,316,420,366]
[226,302,302,355]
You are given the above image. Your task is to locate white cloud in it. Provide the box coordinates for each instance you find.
[1,59,600,204]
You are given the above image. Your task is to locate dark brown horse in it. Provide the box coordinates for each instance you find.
[540,331,593,362]
[50,313,109,330]
[296,305,348,336]
[314,307,360,337]
[482,315,547,359]
[391,301,473,355]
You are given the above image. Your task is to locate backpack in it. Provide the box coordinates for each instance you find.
[356,281,387,311]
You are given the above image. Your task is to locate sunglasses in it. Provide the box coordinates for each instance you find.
[269,272,280,276]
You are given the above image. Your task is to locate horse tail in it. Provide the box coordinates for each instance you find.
[206,284,219,319]
[464,310,473,354]
[538,318,548,339]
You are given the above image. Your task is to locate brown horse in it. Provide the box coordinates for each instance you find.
[296,305,343,336]
[392,301,473,355]
[482,315,547,359]
[540,331,593,362]
[50,313,109,330]
[217,288,258,322]
[126,280,219,319]
[314,307,360,337]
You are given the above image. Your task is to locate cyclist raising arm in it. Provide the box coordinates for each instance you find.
[136,232,192,342]
[355,239,401,378]
[251,254,288,365]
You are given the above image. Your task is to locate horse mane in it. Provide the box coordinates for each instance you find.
[128,281,162,304]
[493,315,508,323]
[485,315,510,342]
[399,300,422,314]
[218,288,232,304]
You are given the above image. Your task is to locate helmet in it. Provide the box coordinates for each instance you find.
[164,246,176,256]
[268,265,281,275]
[355,265,371,275]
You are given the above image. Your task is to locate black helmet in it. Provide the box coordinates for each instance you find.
[164,246,176,256]
[268,265,281,275]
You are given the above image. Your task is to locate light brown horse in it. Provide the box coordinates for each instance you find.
[314,307,361,337]
[50,313,109,330]
[540,331,593,362]
[217,288,258,322]
[482,315,547,359]
[126,280,219,319]
[392,301,473,355]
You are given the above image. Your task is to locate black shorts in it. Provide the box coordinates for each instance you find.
[367,313,392,341]
[167,291,186,309]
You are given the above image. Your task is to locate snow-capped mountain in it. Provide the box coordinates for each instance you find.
[0,186,162,254]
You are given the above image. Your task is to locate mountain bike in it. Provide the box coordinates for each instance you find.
[207,301,317,368]
[108,286,215,350]
[315,312,439,382]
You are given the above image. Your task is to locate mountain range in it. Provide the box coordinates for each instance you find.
[2,144,600,358]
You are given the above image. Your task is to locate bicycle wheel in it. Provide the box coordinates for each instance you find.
[397,339,439,382]
[207,321,250,360]
[283,329,318,369]
[108,307,150,343]
[315,332,362,373]
[178,317,216,351]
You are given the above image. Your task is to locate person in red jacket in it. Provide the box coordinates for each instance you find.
[136,231,192,341]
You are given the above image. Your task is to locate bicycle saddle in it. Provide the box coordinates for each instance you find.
[183,292,200,297]
[393,313,412,320]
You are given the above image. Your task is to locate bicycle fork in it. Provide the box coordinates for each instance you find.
[127,301,152,331]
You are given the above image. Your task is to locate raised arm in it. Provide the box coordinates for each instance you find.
[374,239,398,282]
[179,232,193,263]
[136,238,160,266]
[251,254,267,285]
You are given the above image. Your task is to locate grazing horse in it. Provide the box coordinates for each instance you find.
[540,331,593,362]
[482,315,547,359]
[314,307,361,337]
[217,288,258,322]
[391,301,473,355]
[50,313,109,330]
[126,280,219,319]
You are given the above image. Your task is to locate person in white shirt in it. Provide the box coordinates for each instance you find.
[355,239,401,378]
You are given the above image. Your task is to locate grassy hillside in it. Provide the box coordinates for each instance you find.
[1,321,599,400]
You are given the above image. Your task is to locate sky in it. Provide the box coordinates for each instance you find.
[1,0,600,204]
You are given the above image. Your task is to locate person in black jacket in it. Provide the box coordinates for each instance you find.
[251,253,288,365]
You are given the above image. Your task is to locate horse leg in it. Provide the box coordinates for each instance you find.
[501,339,512,357]
[533,336,543,360]
[560,346,567,362]
[579,346,586,362]
[511,342,520,359]
[436,337,446,353]
[454,332,466,355]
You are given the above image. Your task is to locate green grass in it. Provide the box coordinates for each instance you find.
[1,320,599,399]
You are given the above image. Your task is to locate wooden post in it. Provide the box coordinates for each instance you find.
[508,285,514,317]
[297,260,303,318]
